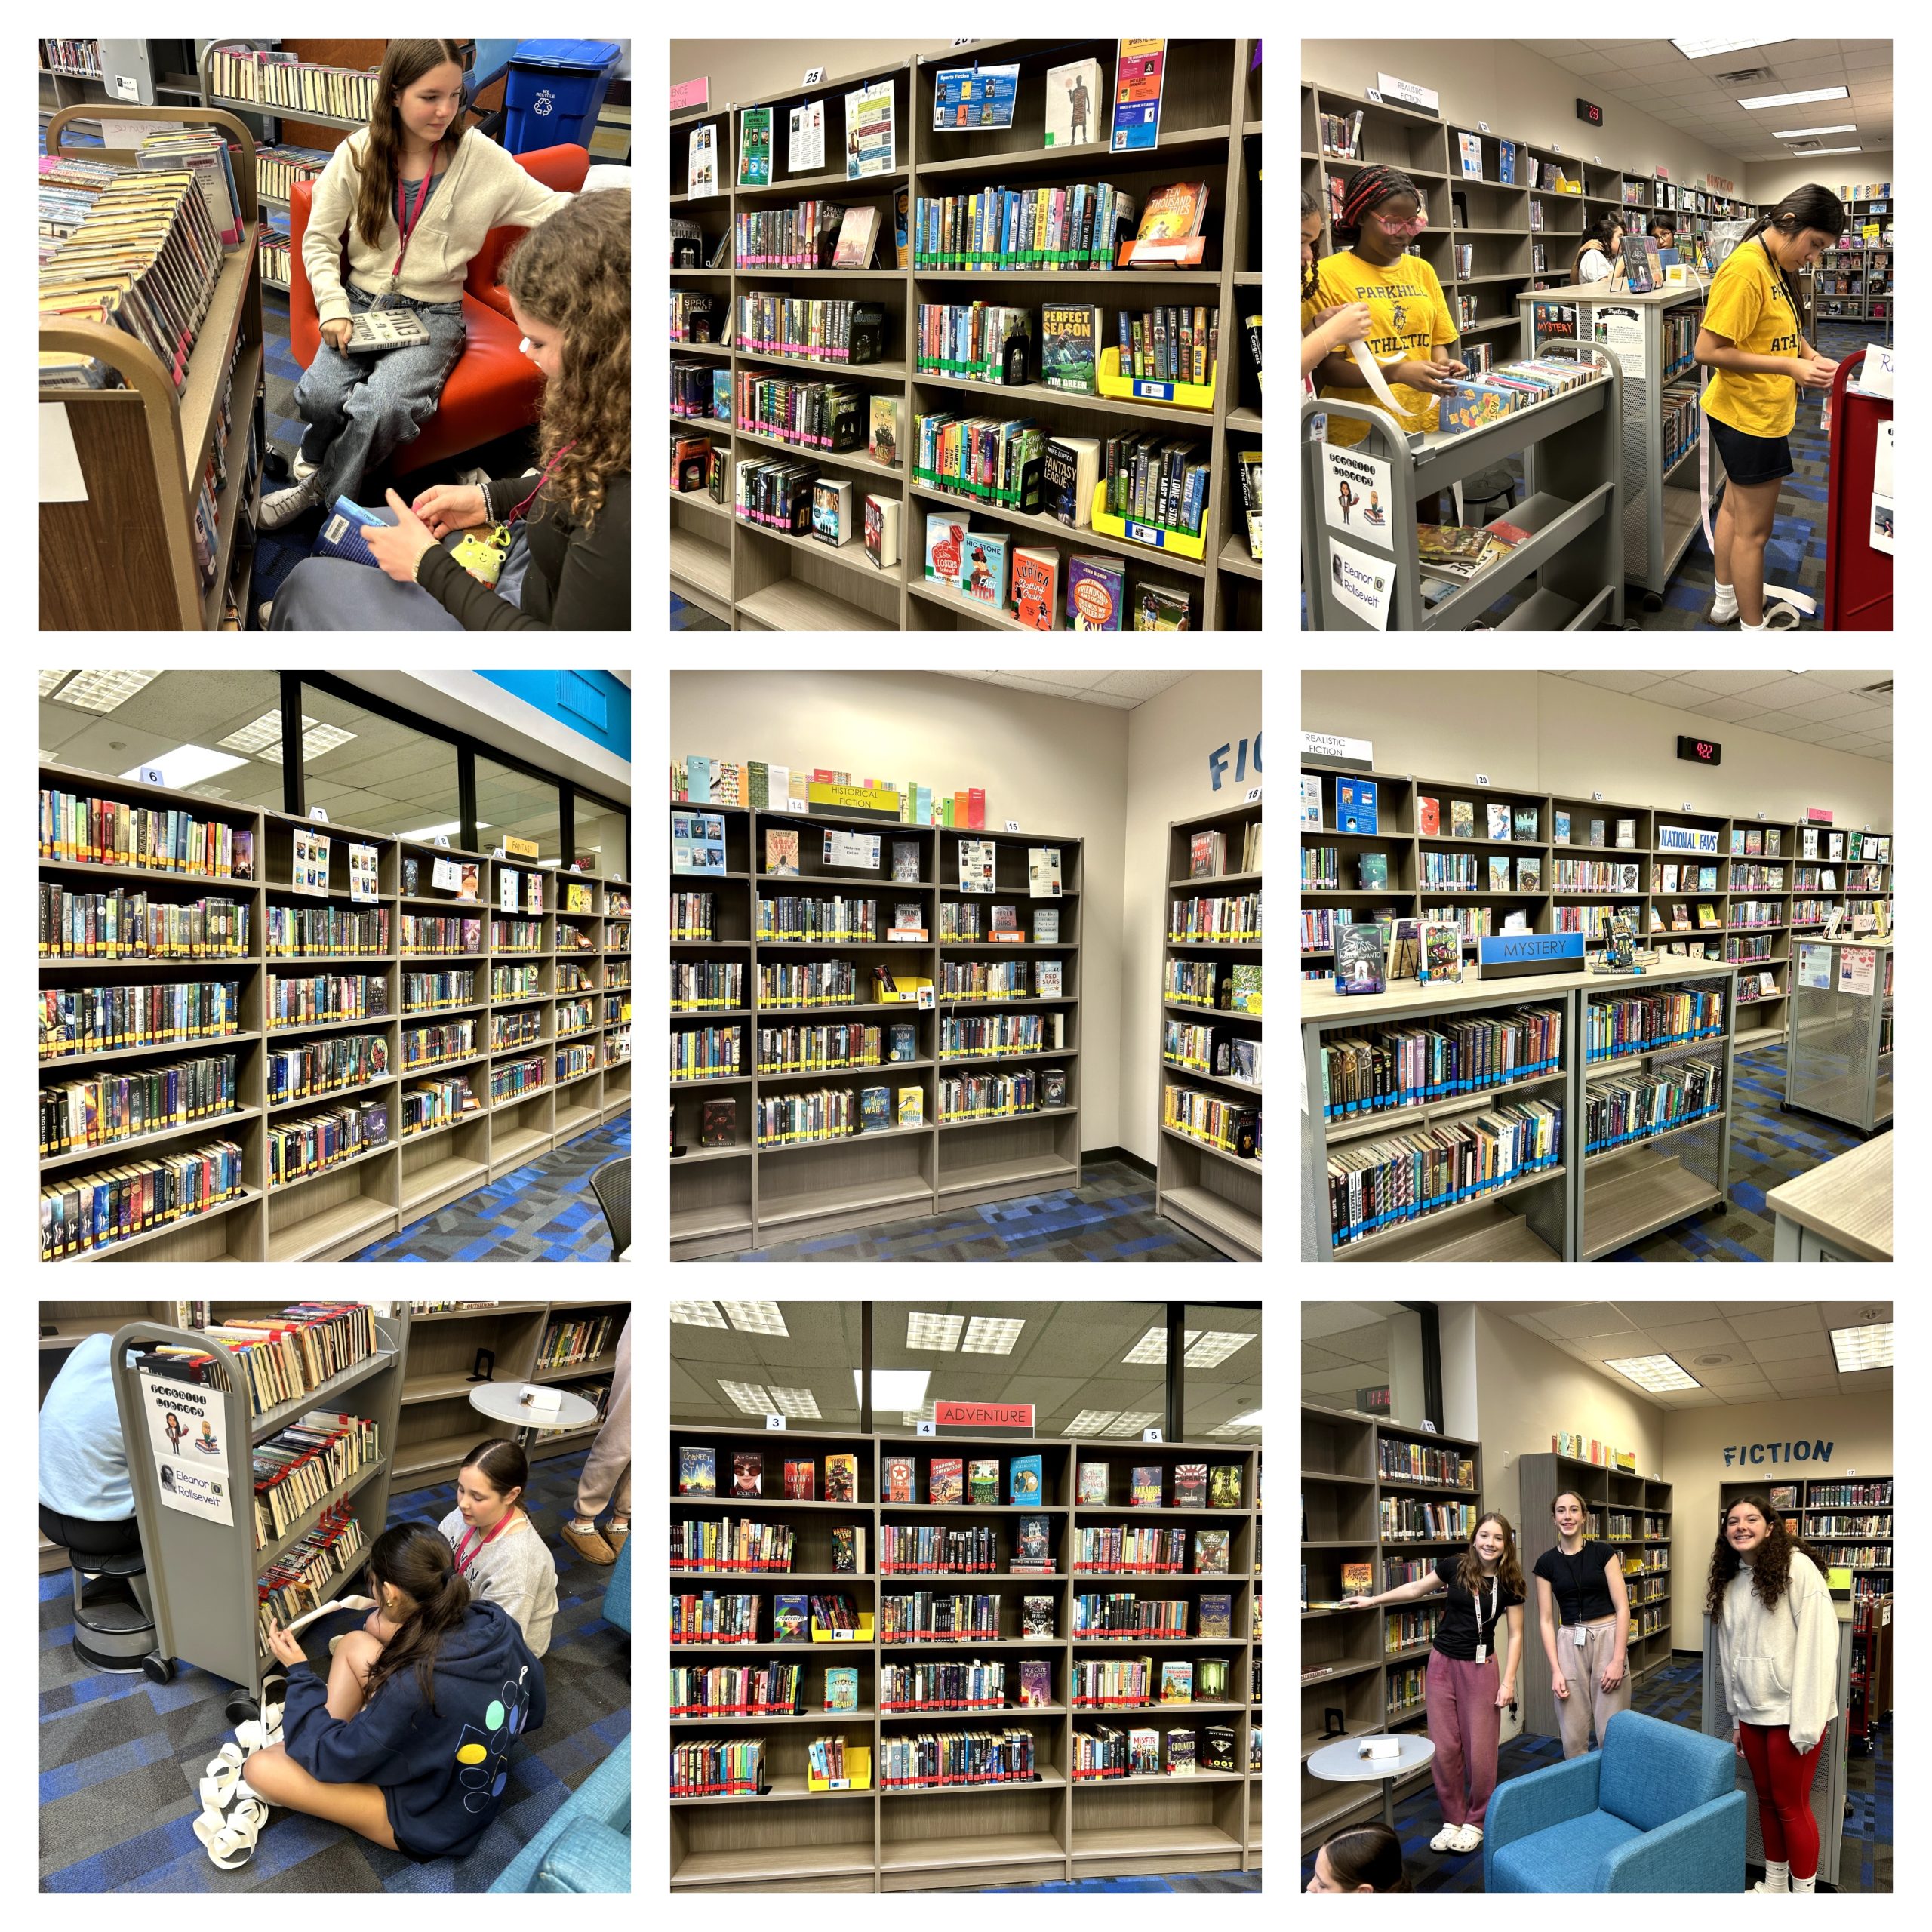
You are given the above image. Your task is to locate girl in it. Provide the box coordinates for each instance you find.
[1301,189,1374,384]
[1707,1494,1839,1894]
[1694,184,1844,630]
[434,1438,560,1657]
[1531,1489,1631,1757]
[207,1524,546,1868]
[1306,1820,1413,1893]
[1572,214,1624,285]
[1346,1511,1524,1854]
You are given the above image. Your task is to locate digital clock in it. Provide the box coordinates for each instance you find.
[1577,97,1602,127]
[1676,734,1722,767]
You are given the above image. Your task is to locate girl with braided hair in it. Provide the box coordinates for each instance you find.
[1302,188,1374,382]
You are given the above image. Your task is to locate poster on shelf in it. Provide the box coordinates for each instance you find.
[844,81,896,179]
[1111,38,1164,152]
[1593,305,1646,383]
[686,123,718,199]
[1797,942,1833,990]
[291,827,331,895]
[1327,534,1393,630]
[1838,945,1877,996]
[737,106,772,187]
[348,842,379,903]
[138,1367,234,1525]
[1321,443,1394,551]
[788,99,825,173]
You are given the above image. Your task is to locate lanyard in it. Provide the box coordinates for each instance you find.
[453,1506,516,1575]
[391,165,435,285]
[507,440,580,523]
[1561,1543,1592,1624]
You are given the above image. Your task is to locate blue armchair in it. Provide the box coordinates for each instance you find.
[1485,1710,1746,1892]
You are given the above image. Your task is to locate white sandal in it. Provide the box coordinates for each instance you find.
[195,1793,270,1868]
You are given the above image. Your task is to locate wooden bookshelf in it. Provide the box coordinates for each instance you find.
[38,760,630,1262]
[1156,799,1262,1260]
[671,38,1262,629]
[671,1423,1260,1890]
[670,800,1081,1258]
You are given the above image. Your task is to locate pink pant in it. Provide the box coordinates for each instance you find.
[1426,1648,1503,1826]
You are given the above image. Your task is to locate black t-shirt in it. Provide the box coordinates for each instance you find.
[1531,1540,1622,1625]
[1430,1555,1524,1661]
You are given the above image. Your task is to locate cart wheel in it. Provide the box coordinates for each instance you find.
[143,1653,176,1686]
[224,1690,258,1725]
[1641,591,1663,613]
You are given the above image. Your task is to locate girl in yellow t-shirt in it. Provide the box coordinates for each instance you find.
[1694,184,1844,629]
[1302,189,1374,385]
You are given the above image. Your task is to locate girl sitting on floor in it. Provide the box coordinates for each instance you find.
[434,1438,560,1656]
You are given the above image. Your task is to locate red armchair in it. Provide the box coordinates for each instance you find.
[285,143,589,478]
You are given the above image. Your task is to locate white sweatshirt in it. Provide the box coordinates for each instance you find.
[1715,1549,1839,1753]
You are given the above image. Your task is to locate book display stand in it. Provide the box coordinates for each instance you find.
[1300,1407,1481,1850]
[672,1424,1261,1890]
[38,758,631,1263]
[1156,800,1263,1261]
[1784,937,1892,1137]
[671,38,1261,630]
[670,801,1082,1258]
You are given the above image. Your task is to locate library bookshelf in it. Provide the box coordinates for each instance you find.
[1300,1405,1481,1849]
[1156,798,1263,1260]
[670,801,1082,1259]
[38,759,631,1263]
[671,1424,1261,1891]
[671,38,1262,631]
[1718,1474,1893,1607]
[1515,1450,1676,1750]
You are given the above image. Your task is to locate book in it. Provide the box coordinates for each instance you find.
[678,1446,716,1495]
[1335,922,1384,994]
[1136,181,1209,242]
[869,395,900,469]
[1418,795,1440,837]
[1516,858,1540,891]
[825,1664,858,1711]
[1131,1466,1161,1507]
[1129,1727,1161,1776]
[811,477,854,547]
[1193,1528,1230,1574]
[969,1458,999,1505]
[1617,819,1637,848]
[1011,546,1060,629]
[1487,801,1510,841]
[1042,437,1100,527]
[1044,58,1103,148]
[1015,1515,1051,1564]
[1451,799,1475,840]
[1160,1660,1194,1703]
[1208,1464,1241,1508]
[1513,805,1538,841]
[1590,820,1606,847]
[961,528,1011,609]
[1066,552,1123,629]
[1488,857,1510,891]
[1420,921,1463,984]
[1201,1722,1236,1770]
[832,204,881,269]
[886,1454,916,1503]
[1022,1595,1055,1637]
[1078,1461,1109,1504]
[1033,909,1060,943]
[832,1526,866,1573]
[733,1451,761,1497]
[1342,1561,1374,1599]
[1235,448,1261,560]
[925,512,967,592]
[930,1457,964,1505]
[1166,1729,1196,1775]
[1199,1593,1233,1638]
[863,493,902,569]
[784,1459,816,1500]
[765,829,801,876]
[1173,1463,1207,1508]
[1357,852,1388,890]
[1019,1659,1052,1706]
[824,1453,858,1503]
[774,1593,809,1641]
[1042,303,1104,392]
[897,1087,923,1127]
[1009,1454,1044,1503]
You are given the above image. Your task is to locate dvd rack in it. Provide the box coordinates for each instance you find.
[671,1425,1260,1890]
[1155,798,1263,1260]
[672,38,1260,630]
[38,758,631,1262]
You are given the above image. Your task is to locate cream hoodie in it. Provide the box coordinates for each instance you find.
[1715,1549,1839,1753]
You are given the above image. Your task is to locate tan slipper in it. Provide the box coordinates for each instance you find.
[561,1519,616,1565]
[604,1520,628,1554]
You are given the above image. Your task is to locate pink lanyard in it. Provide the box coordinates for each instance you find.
[392,167,435,283]
[454,1508,515,1575]
[507,440,580,522]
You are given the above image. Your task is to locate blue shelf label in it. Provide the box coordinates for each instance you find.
[1124,520,1168,547]
[1134,380,1174,400]
[1476,931,1586,969]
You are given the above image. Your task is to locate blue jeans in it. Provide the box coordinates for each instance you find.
[271,522,532,629]
[294,284,467,504]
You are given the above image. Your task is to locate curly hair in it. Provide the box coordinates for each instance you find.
[501,186,630,530]
[1455,1512,1526,1598]
[1703,1491,1833,1618]
[352,40,467,252]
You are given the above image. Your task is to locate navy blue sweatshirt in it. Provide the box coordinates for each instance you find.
[281,1596,546,1859]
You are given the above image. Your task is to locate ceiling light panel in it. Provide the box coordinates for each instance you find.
[669,1301,728,1327]
[854,1369,931,1410]
[1184,1330,1256,1368]
[1736,88,1850,110]
[900,1401,938,1425]
[1122,1327,1202,1364]
[1829,1322,1892,1370]
[118,745,248,789]
[217,710,299,755]
[724,1301,789,1337]
[1099,1410,1163,1436]
[906,1312,965,1351]
[718,1380,775,1414]
[1063,1408,1122,1434]
[764,1386,822,1418]
[1604,1353,1702,1392]
[52,669,161,713]
[961,1316,1025,1354]
[38,671,72,697]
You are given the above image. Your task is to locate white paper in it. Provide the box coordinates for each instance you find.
[40,402,88,503]
[1322,443,1394,552]
[499,866,518,912]
[348,842,378,903]
[1873,420,1893,495]
[788,100,825,172]
[1594,306,1647,383]
[686,124,718,199]
[823,829,881,870]
[1327,535,1393,630]
[1838,945,1877,997]
[844,81,895,179]
[1869,493,1894,555]
[140,1367,235,1525]
[958,838,997,893]
[1798,943,1833,990]
[432,856,462,891]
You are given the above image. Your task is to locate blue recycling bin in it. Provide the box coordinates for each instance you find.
[500,39,623,155]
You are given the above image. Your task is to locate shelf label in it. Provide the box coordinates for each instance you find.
[1478,121,1491,134]
[1756,811,1766,820]
[435,835,451,848]
[1244,786,1263,804]
[786,798,810,813]
[764,1414,787,1430]
[917,1420,937,1436]
[1004,818,1020,832]
[803,66,825,85]
[309,807,329,822]
[139,764,165,785]
[1143,1427,1164,1442]
[1475,773,1491,786]
[952,37,976,46]
[1592,791,1604,801]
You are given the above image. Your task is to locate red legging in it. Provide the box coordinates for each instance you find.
[1737,1721,1826,1879]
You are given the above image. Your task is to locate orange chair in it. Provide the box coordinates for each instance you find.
[285,142,589,478]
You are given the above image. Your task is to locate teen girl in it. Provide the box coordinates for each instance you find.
[1531,1489,1631,1757]
[1572,214,1624,284]
[1694,184,1844,630]
[1301,189,1374,384]
[1347,1511,1524,1854]
[1306,1820,1413,1893]
[435,1438,560,1656]
[1708,1494,1839,1894]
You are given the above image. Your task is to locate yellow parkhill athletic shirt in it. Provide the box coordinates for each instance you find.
[1702,238,1801,440]
[1300,249,1457,448]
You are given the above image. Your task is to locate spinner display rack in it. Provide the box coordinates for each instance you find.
[1156,798,1262,1260]
[671,1424,1260,1890]
[669,801,1081,1259]
[672,39,1261,630]
[38,758,630,1262]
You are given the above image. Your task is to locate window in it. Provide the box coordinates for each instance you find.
[296,680,460,839]
[574,789,629,878]
[477,755,561,864]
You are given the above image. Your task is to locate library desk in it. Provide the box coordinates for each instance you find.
[1766,1131,1892,1262]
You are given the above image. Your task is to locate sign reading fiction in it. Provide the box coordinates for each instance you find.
[1722,1439,1834,1467]
[933,1399,1035,1438]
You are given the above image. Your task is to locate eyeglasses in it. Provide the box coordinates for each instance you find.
[1368,212,1428,237]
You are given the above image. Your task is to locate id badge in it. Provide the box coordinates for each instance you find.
[1475,1642,1487,1665]
[1574,1624,1588,1648]
[371,278,401,313]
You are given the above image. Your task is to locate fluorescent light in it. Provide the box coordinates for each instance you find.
[853,1368,931,1410]
[257,721,356,764]
[724,1301,789,1337]
[906,1312,965,1351]
[718,1379,775,1414]
[219,710,300,755]
[1097,1411,1163,1437]
[1063,1409,1124,1434]
[1604,1353,1702,1392]
[1672,38,1789,57]
[38,670,72,697]
[52,669,161,713]
[1829,1321,1892,1371]
[1770,124,1857,138]
[1737,86,1849,110]
[669,1301,727,1327]
[764,1385,821,1418]
[118,745,249,789]
[962,1316,1026,1355]
[1792,146,1863,156]
[1185,1330,1256,1368]
[1123,1327,1202,1364]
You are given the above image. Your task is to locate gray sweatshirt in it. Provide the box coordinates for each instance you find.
[438,1507,558,1658]
[1715,1549,1839,1753]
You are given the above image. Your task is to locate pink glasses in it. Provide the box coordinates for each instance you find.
[1370,211,1428,238]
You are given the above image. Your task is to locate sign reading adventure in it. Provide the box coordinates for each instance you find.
[933,1400,1035,1438]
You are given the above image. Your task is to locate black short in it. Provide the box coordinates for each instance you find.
[1708,415,1793,487]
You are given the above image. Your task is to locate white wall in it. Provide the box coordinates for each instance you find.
[1749,153,1892,209]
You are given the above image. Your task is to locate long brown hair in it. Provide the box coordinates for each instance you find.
[1456,1512,1526,1597]
[351,40,467,251]
[500,186,631,530]
[1733,183,1847,317]
[360,1522,472,1715]
[1704,1491,1832,1618]
[459,1436,528,1509]
[1321,1821,1413,1891]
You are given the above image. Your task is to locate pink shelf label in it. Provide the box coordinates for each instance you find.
[671,77,709,112]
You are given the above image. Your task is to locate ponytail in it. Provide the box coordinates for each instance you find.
[361,1522,472,1715]
[1736,183,1847,315]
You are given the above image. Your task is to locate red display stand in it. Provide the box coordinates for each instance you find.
[1821,349,1893,629]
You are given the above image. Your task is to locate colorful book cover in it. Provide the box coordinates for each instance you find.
[1337,778,1379,835]
[825,1665,859,1710]
[1341,1561,1374,1598]
[1172,1463,1208,1507]
[1131,1466,1161,1507]
[678,1446,716,1495]
[1067,552,1124,629]
[784,1459,816,1500]
[1358,851,1389,889]
[1129,1727,1160,1775]
[1208,1464,1241,1508]
[886,1454,916,1503]
[1016,1515,1051,1563]
[1160,1660,1194,1703]
[1201,1723,1235,1770]
[832,1526,865,1573]
[1486,801,1510,841]
[1418,795,1440,836]
[1022,1595,1055,1637]
[1011,546,1059,629]
[1513,805,1538,841]
[968,1458,999,1504]
[1078,1461,1110,1505]
[1193,1528,1230,1574]
[1488,856,1510,891]
[925,512,966,592]
[961,530,1011,608]
[1009,1453,1044,1503]
[897,1087,924,1127]
[774,1593,809,1641]
[1516,858,1540,891]
[1555,810,1571,844]
[1451,798,1475,839]
[1198,1592,1233,1637]
[824,1452,858,1503]
[733,1451,761,1497]
[1019,1659,1052,1706]
[929,1457,964,1505]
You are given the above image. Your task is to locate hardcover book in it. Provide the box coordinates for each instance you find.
[1019,1659,1053,1706]
[1009,1454,1044,1503]
[929,1457,964,1505]
[1022,1595,1055,1637]
[863,494,903,568]
[1041,303,1104,392]
[1516,858,1540,891]
[1160,1660,1194,1703]
[1042,437,1100,527]
[1201,1723,1236,1770]
[1451,799,1475,839]
[765,829,801,875]
[1066,552,1124,629]
[784,1459,816,1500]
[832,1526,866,1572]
[811,477,854,546]
[774,1593,809,1641]
[1418,795,1440,836]
[825,1664,859,1710]
[1513,806,1538,841]
[1341,1562,1375,1599]
[1129,1727,1161,1776]
[924,512,967,592]
[869,394,900,469]
[733,1451,761,1497]
[969,1458,999,1505]
[1173,1463,1207,1508]
[678,1446,716,1495]
[1131,1466,1162,1507]
[860,1084,892,1132]
[824,1453,858,1503]
[1011,546,1060,629]
[886,1454,916,1503]
[1192,1528,1230,1574]
[1078,1461,1109,1505]
[1334,921,1385,995]
[1015,1515,1051,1564]
[1044,57,1102,148]
[1487,801,1510,841]
[1208,1464,1241,1508]
[832,204,881,269]
[898,1086,924,1127]
[701,1099,737,1147]
[1617,819,1637,848]
[1198,1592,1233,1637]
[1167,1730,1195,1776]
[1590,820,1606,847]
[961,529,1011,608]
[1555,810,1571,843]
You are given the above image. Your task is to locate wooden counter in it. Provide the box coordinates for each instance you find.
[1765,1134,1893,1262]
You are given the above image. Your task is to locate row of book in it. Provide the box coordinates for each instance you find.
[755,894,884,943]
[1379,1499,1478,1541]
[400,1073,478,1137]
[756,1023,889,1072]
[1075,1723,1237,1777]
[1812,1483,1892,1507]
[488,1056,546,1103]
[881,1524,1012,1574]
[1162,1084,1260,1158]
[757,959,859,1006]
[1164,959,1261,1012]
[672,1023,742,1081]
[670,1661,804,1717]
[493,965,543,1001]
[536,1313,616,1368]
[1583,989,1725,1061]
[267,1099,388,1186]
[670,1591,860,1644]
[679,1449,861,1501]
[882,1593,1052,1641]
[269,905,390,956]
[40,1050,241,1158]
[1187,823,1262,881]
[734,369,863,452]
[1583,1059,1721,1155]
[266,1032,389,1106]
[401,1020,476,1068]
[555,998,598,1038]
[268,971,389,1028]
[672,1518,798,1573]
[733,199,883,271]
[39,786,255,877]
[1072,1527,1235,1577]
[671,1737,766,1796]
[1075,1655,1232,1706]
[940,1067,1065,1119]
[38,885,251,960]
[913,182,1141,272]
[1440,357,1607,435]
[1169,892,1262,943]
[886,1658,1053,1710]
[208,48,380,117]
[752,1085,924,1143]
[40,979,241,1060]
[400,914,481,955]
[734,293,885,366]
[396,968,476,1012]
[41,1138,246,1260]
[669,360,730,420]
[557,1040,601,1081]
[1378,1441,1478,1488]
[251,1411,379,1546]
[879,1728,1035,1789]
[1320,1008,1564,1118]
[255,1506,365,1653]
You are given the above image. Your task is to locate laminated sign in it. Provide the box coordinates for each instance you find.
[139,1367,234,1524]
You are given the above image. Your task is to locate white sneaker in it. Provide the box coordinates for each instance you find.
[291,451,320,481]
[1455,1824,1484,1853]
[257,476,323,531]
[1430,1823,1461,1851]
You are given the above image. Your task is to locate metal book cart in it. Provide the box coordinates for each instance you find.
[1300,341,1625,630]
[1515,280,1716,612]
[1784,935,1892,1136]
[108,1313,405,1723]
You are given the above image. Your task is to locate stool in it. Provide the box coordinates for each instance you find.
[1460,463,1518,524]
[63,1545,161,1675]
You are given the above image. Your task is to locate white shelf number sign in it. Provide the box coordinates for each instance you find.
[803,66,824,85]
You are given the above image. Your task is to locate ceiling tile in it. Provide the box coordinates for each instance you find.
[1533,1303,1647,1339]
[1778,694,1883,723]
[1734,673,1850,710]
[1666,667,1801,696]
[1564,669,1666,694]
[1814,1301,1894,1326]
[1609,1301,1729,1325]
[1643,678,1751,711]
[1804,669,1892,693]
[1690,1363,1777,1389]
[1815,734,1884,753]
[1640,1320,1752,1351]
[1744,1334,1835,1366]
[1725,1307,1823,1339]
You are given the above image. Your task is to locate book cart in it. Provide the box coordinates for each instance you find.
[671,1423,1261,1891]
[1821,349,1894,630]
[672,39,1262,631]
[38,758,631,1263]
[1300,342,1625,630]
[1784,936,1892,1137]
[670,801,1082,1258]
[1515,1449,1675,1750]
[1515,280,1715,612]
[1300,1406,1481,1851]
[1155,798,1263,1261]
[41,103,269,629]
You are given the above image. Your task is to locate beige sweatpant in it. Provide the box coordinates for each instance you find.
[1555,1618,1632,1756]
[574,1315,631,1519]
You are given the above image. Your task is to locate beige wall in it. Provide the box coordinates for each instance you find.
[1121,670,1266,1164]
[672,40,960,107]
[1749,153,1893,209]
[1300,672,1892,828]
[1660,1393,1892,1649]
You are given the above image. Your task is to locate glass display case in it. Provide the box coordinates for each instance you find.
[1786,937,1892,1134]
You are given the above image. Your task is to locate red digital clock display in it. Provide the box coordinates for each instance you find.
[1577,97,1603,126]
[1676,734,1722,767]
